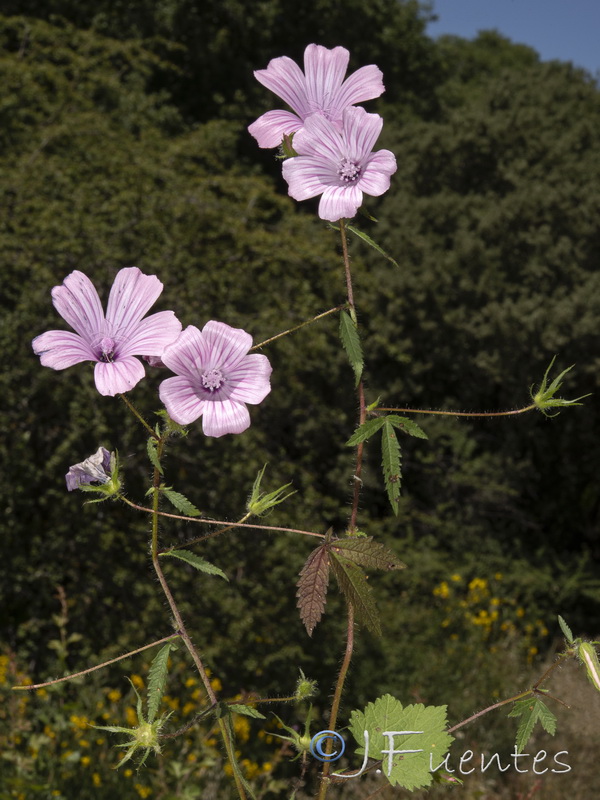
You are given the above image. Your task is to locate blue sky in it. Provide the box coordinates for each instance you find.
[427,0,600,77]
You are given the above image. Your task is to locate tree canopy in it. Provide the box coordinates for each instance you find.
[1,2,599,748]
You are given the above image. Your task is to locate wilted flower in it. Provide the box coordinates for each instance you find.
[248,43,384,148]
[282,106,397,221]
[159,321,272,437]
[32,268,182,396]
[66,447,119,498]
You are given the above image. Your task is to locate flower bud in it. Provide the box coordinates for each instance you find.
[578,642,600,692]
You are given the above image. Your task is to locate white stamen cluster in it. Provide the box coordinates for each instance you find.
[338,157,361,183]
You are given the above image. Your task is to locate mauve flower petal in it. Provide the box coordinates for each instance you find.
[202,399,251,437]
[119,310,182,358]
[32,330,96,369]
[201,321,253,371]
[159,376,206,424]
[359,151,398,195]
[94,356,145,396]
[304,44,349,114]
[318,185,363,222]
[51,271,105,341]
[160,326,205,379]
[105,267,163,339]
[254,55,309,116]
[282,156,332,200]
[333,64,385,114]
[248,109,302,148]
[228,354,273,404]
[292,113,344,161]
[66,446,112,491]
[343,106,384,161]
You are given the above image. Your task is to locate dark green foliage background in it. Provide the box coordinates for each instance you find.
[1,0,599,788]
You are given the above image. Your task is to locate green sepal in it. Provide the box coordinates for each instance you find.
[329,551,381,637]
[160,549,228,581]
[508,695,557,753]
[247,464,295,516]
[280,132,297,159]
[531,357,591,417]
[339,309,363,385]
[155,409,188,437]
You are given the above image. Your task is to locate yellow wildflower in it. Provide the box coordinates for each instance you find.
[131,675,145,690]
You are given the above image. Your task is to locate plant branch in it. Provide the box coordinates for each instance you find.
[251,305,346,350]
[374,404,537,418]
[317,603,355,800]
[149,454,246,799]
[119,393,159,438]
[12,634,181,691]
[447,652,571,734]
[120,495,326,540]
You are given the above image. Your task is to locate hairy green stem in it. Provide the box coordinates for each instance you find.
[251,305,346,350]
[375,404,537,418]
[317,604,355,800]
[119,495,325,541]
[148,439,246,800]
[11,634,181,691]
[448,651,571,733]
[118,393,158,438]
[317,221,363,800]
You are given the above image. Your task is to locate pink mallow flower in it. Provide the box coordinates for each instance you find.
[282,105,397,221]
[158,322,272,437]
[248,43,384,148]
[32,268,182,396]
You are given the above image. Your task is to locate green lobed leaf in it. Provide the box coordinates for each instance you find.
[381,419,402,515]
[146,437,163,475]
[160,549,228,581]
[161,487,201,517]
[339,309,364,386]
[345,417,386,446]
[349,695,453,790]
[147,642,176,724]
[329,552,381,637]
[332,537,405,571]
[296,544,330,637]
[558,614,574,644]
[228,703,266,719]
[508,696,557,753]
[345,223,400,268]
[386,414,428,440]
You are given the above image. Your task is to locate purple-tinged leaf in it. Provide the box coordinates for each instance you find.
[329,552,381,637]
[296,544,330,636]
[332,537,405,572]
